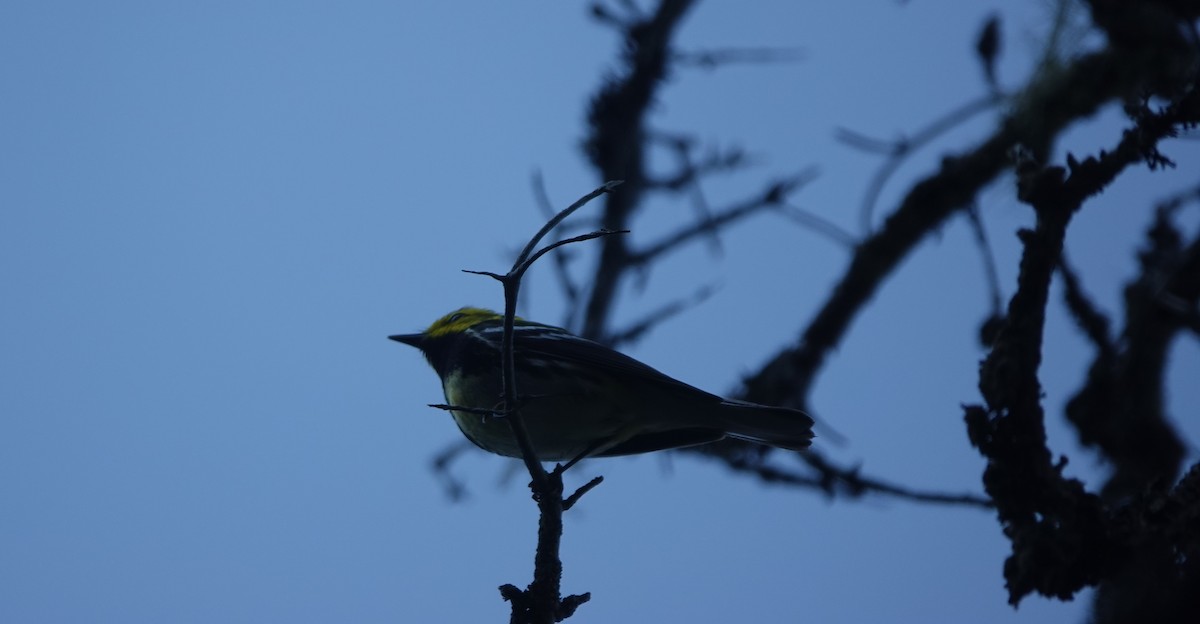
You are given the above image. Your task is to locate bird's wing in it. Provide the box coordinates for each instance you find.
[508,324,727,403]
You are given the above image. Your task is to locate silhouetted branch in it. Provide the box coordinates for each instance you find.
[464,182,620,623]
[1150,181,1200,334]
[563,476,605,511]
[975,14,1002,91]
[691,444,992,509]
[776,202,858,249]
[833,127,902,155]
[673,46,805,70]
[1085,0,1198,53]
[1071,204,1196,497]
[430,439,476,502]
[429,403,499,417]
[532,171,582,313]
[965,76,1200,605]
[966,203,1004,318]
[426,3,1200,621]
[514,182,625,279]
[647,134,754,192]
[630,168,819,266]
[587,0,644,29]
[799,450,994,508]
[1058,253,1115,356]
[581,0,700,340]
[965,156,1101,606]
[648,135,757,258]
[839,92,1003,234]
[606,283,718,348]
[742,44,1180,421]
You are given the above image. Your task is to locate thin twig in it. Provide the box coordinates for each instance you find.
[563,476,606,511]
[1057,253,1114,355]
[847,92,1003,233]
[579,0,700,340]
[476,182,618,623]
[515,181,624,272]
[430,439,475,502]
[686,178,723,257]
[965,84,1200,603]
[742,46,1147,415]
[673,46,805,69]
[646,135,754,191]
[517,230,629,282]
[532,171,582,310]
[833,127,904,155]
[965,203,1004,316]
[428,403,500,418]
[777,202,858,249]
[693,444,993,509]
[606,283,719,347]
[631,168,819,265]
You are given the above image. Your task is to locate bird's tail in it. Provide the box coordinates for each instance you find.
[711,399,815,451]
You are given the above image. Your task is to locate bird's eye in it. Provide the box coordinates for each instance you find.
[447,312,464,323]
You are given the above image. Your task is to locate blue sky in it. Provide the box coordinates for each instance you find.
[3,2,1198,622]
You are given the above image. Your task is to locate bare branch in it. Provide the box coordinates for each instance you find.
[492,186,622,484]
[833,127,904,155]
[966,162,1098,605]
[776,202,858,249]
[563,476,605,511]
[516,229,629,284]
[532,171,582,311]
[631,168,819,266]
[460,181,621,623]
[645,135,757,258]
[742,45,1167,417]
[691,444,993,509]
[846,92,1003,234]
[975,14,1002,91]
[428,403,500,418]
[685,178,723,257]
[461,268,504,280]
[1058,253,1115,356]
[580,0,701,340]
[514,181,624,273]
[646,134,754,191]
[587,0,643,29]
[966,203,1004,317]
[965,81,1200,605]
[606,283,718,348]
[430,439,476,502]
[673,46,805,70]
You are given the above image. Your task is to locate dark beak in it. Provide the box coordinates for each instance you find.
[388,333,425,348]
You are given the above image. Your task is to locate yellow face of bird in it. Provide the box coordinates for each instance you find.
[422,307,506,338]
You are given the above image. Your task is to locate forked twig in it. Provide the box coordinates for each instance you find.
[464,181,623,623]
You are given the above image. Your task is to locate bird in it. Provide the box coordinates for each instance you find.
[389,307,814,463]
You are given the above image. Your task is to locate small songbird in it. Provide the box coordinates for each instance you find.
[390,307,814,462]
